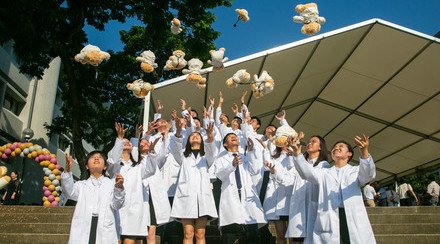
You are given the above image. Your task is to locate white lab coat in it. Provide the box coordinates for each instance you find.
[293,154,376,244]
[285,156,330,241]
[107,138,162,236]
[214,150,267,227]
[170,136,218,219]
[263,152,296,220]
[61,172,125,244]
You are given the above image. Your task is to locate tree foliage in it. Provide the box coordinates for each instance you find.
[0,0,232,179]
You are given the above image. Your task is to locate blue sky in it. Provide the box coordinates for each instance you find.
[85,0,440,60]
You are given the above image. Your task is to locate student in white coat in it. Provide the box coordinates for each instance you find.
[285,135,330,243]
[292,134,376,244]
[170,120,218,244]
[214,133,267,244]
[107,123,163,244]
[61,151,125,244]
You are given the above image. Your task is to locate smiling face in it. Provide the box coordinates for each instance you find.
[231,118,241,130]
[139,138,150,154]
[223,133,239,149]
[86,152,106,176]
[331,142,352,163]
[155,118,169,132]
[122,139,133,151]
[10,172,17,180]
[189,132,202,147]
[249,118,260,131]
[264,125,276,138]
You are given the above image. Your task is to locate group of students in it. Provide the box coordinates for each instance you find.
[61,91,377,244]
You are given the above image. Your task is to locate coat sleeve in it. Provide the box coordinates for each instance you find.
[292,154,321,184]
[357,155,376,187]
[205,141,218,168]
[215,157,235,182]
[107,138,124,176]
[170,136,184,165]
[273,160,297,186]
[246,149,261,176]
[111,186,125,210]
[148,138,169,171]
[61,172,80,201]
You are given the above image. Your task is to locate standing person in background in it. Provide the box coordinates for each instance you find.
[292,134,376,244]
[2,171,21,205]
[397,179,419,206]
[363,182,377,207]
[62,151,125,244]
[377,185,388,207]
[426,175,439,206]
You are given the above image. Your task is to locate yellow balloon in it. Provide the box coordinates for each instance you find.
[11,152,16,157]
[56,175,61,180]
[20,144,27,150]
[43,161,50,167]
[52,169,60,175]
[5,143,11,149]
[14,148,22,154]
[0,146,4,152]
[43,150,50,155]
[48,164,55,170]
[50,154,56,158]
[27,153,33,159]
[43,201,51,207]
[31,151,38,158]
[52,191,58,197]
[40,161,46,167]
[44,176,49,181]
[55,197,60,202]
[48,185,55,191]
[44,180,51,187]
[42,197,48,202]
[36,149,43,155]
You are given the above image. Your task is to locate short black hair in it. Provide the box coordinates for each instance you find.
[332,140,354,162]
[232,116,242,124]
[222,133,236,151]
[251,116,261,126]
[85,150,109,177]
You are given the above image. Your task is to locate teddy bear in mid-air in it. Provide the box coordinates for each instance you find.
[182,58,206,89]
[170,18,183,35]
[164,50,187,71]
[234,9,250,27]
[251,70,275,98]
[136,50,158,73]
[126,79,154,98]
[75,44,110,66]
[293,2,325,36]
[208,47,228,71]
[226,69,251,88]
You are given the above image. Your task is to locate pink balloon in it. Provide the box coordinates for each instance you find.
[44,190,52,197]
[43,186,48,191]
[9,145,16,151]
[55,164,61,169]
[43,155,49,161]
[4,148,11,155]
[35,156,41,162]
[51,201,58,206]
[1,154,7,159]
[50,158,57,163]
[47,195,55,202]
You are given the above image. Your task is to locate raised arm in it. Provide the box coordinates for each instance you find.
[107,122,127,176]
[204,123,218,168]
[275,110,289,126]
[111,173,125,210]
[355,135,376,186]
[61,153,80,201]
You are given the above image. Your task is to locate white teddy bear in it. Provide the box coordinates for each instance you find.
[208,47,228,71]
[164,50,187,71]
[226,69,251,88]
[182,58,206,89]
[251,70,275,98]
[293,3,326,36]
[272,125,298,148]
[126,79,154,98]
[136,50,158,73]
[170,18,183,34]
[74,44,110,66]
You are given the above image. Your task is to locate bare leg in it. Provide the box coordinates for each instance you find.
[147,225,157,244]
[181,218,195,244]
[194,217,208,244]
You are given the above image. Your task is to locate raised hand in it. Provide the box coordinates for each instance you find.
[241,90,248,104]
[64,152,73,173]
[135,124,143,139]
[115,122,128,140]
[206,123,215,142]
[180,98,186,110]
[264,160,276,174]
[289,132,304,156]
[171,109,177,121]
[354,134,370,159]
[275,110,286,121]
[145,121,157,136]
[114,173,124,189]
[218,91,224,107]
[149,137,161,154]
[209,95,215,108]
[231,103,239,114]
[232,154,243,167]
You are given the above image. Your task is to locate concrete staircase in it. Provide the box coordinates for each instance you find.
[0,205,438,243]
[367,206,440,244]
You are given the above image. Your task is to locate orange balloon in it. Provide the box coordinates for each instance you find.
[52,169,60,175]
[43,201,51,207]
[31,151,38,158]
[20,144,26,150]
[43,161,50,167]
[36,149,43,155]
[55,197,60,202]
[40,162,46,167]
[0,146,4,152]
[48,185,55,191]
[48,164,55,170]
[44,180,52,187]
[5,143,11,149]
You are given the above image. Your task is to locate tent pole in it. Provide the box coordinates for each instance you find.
[143,92,151,135]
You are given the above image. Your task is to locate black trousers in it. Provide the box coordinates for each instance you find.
[221,223,260,244]
[89,216,98,244]
[339,208,350,244]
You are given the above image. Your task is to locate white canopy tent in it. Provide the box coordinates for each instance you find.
[144,19,440,183]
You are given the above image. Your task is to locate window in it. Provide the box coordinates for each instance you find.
[3,93,23,116]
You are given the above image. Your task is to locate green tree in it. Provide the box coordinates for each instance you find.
[0,0,232,179]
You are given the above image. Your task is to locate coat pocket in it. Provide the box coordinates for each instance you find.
[315,211,332,233]
[177,182,190,197]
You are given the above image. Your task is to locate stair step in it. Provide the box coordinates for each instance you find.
[0,206,75,214]
[0,213,73,223]
[0,223,71,234]
[368,214,440,223]
[0,233,69,244]
[366,206,440,214]
[372,223,440,234]
[375,234,440,244]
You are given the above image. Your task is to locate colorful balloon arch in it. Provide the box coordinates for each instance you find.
[0,142,62,207]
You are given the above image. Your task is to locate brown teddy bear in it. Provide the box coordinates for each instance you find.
[126,79,154,98]
[293,3,326,36]
[170,18,183,35]
[226,69,251,88]
[182,58,206,89]
[136,50,158,73]
[74,44,110,66]
[164,50,187,71]
[272,125,298,148]
[234,9,250,27]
